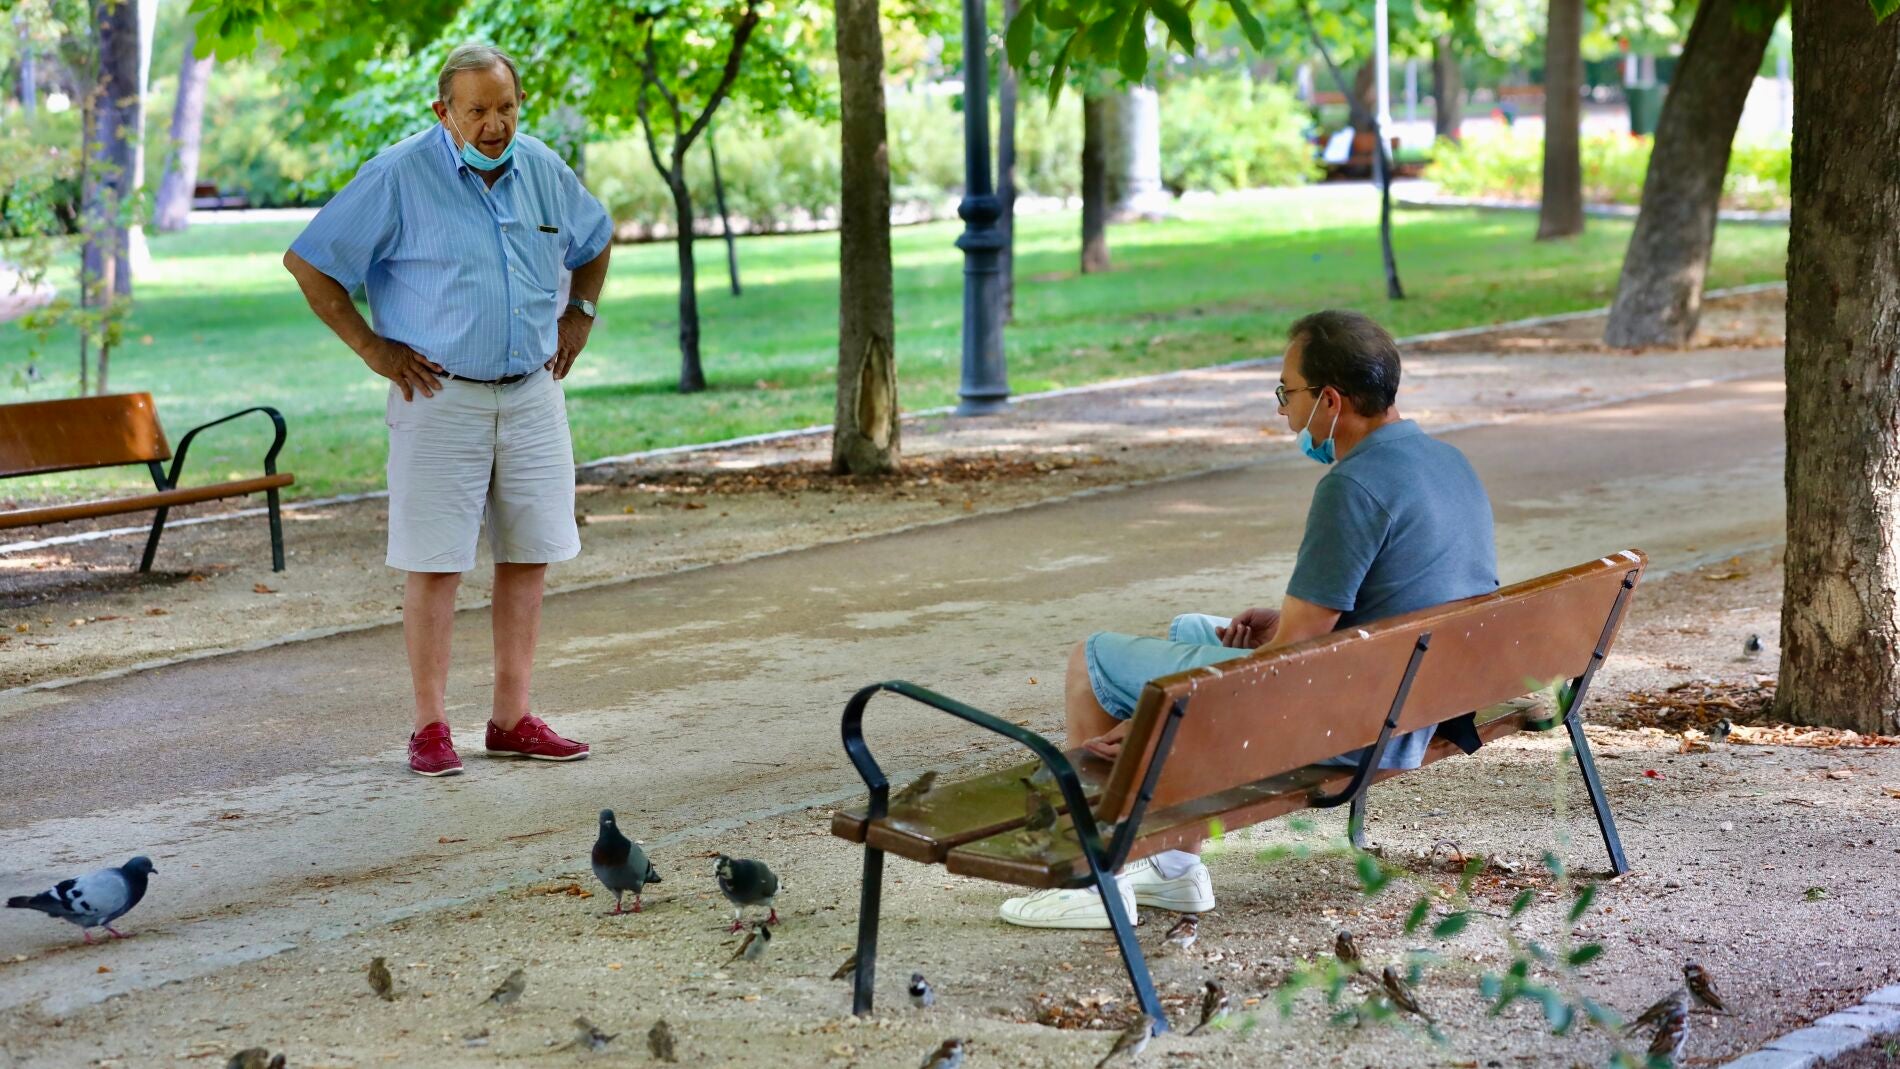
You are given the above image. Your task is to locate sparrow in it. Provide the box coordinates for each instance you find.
[1096,1015,1155,1067]
[909,972,936,1008]
[592,809,662,915]
[224,1051,283,1069]
[1188,979,1230,1035]
[830,951,859,981]
[1742,634,1763,658]
[1711,718,1733,742]
[715,855,780,932]
[920,1037,966,1069]
[1647,1002,1690,1066]
[648,1017,677,1062]
[1163,914,1198,952]
[891,771,939,808]
[727,921,771,963]
[1018,778,1058,850]
[1382,966,1432,1023]
[1335,929,1362,970]
[483,968,526,1007]
[1683,962,1728,1013]
[1626,988,1690,1036]
[367,955,395,1001]
[567,1016,617,1052]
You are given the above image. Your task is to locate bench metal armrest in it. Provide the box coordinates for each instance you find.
[164,406,288,489]
[1310,631,1432,809]
[841,681,1112,867]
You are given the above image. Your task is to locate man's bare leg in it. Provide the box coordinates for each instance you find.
[405,571,462,733]
[1064,640,1203,861]
[490,562,548,732]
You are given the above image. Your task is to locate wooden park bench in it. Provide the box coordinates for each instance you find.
[1,393,293,571]
[831,551,1646,1031]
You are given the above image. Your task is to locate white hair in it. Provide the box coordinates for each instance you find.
[437,43,522,105]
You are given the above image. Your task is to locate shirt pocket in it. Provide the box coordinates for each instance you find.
[518,225,564,296]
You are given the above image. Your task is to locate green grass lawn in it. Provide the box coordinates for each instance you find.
[2,190,1788,500]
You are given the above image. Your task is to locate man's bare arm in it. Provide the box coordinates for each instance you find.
[282,249,443,400]
[1263,594,1343,649]
[568,244,610,304]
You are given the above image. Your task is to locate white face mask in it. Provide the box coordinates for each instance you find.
[1297,395,1341,464]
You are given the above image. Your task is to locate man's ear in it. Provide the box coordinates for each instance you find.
[431,100,448,122]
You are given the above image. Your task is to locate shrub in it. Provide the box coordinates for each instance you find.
[1424,129,1791,211]
[1158,76,1320,193]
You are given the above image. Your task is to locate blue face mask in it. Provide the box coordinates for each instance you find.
[1297,398,1341,464]
[446,110,517,172]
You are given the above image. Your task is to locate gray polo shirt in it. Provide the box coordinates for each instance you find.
[1287,419,1498,767]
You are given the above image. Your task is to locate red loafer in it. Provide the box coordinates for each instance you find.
[485,714,590,761]
[408,721,464,777]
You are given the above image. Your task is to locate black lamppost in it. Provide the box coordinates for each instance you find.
[954,0,1009,415]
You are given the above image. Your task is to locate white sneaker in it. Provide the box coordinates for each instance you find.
[999,877,1141,930]
[1122,856,1216,913]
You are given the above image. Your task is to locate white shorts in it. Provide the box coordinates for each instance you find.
[384,369,581,573]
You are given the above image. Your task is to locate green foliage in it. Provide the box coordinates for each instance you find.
[143,59,327,208]
[1157,76,1319,193]
[1426,131,1793,213]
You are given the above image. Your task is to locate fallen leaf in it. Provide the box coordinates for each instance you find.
[1028,677,1039,685]
[145,607,169,616]
[1879,786,1900,799]
[96,965,111,974]
[437,836,467,844]
[91,615,123,623]
[218,812,243,821]
[1701,572,1746,582]
[253,583,277,594]
[682,501,707,511]
[1826,769,1854,780]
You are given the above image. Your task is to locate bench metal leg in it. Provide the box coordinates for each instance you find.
[266,486,285,571]
[1083,856,1168,1034]
[139,506,170,573]
[850,845,885,1017]
[1565,712,1629,876]
[1348,792,1367,850]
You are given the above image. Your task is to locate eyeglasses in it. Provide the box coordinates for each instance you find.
[1275,383,1322,408]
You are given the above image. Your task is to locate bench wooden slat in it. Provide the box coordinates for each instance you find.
[0,474,295,529]
[944,700,1546,888]
[830,751,1115,864]
[0,394,171,478]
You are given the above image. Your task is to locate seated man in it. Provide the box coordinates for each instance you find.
[1000,309,1499,929]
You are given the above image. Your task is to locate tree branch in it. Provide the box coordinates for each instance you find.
[632,76,673,184]
[675,0,762,158]
[640,26,687,148]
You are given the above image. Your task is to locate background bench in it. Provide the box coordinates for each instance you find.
[832,551,1646,1031]
[0,393,292,571]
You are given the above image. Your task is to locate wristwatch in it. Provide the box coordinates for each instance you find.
[567,298,597,319]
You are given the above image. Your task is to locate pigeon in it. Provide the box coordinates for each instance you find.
[726,921,771,963]
[1742,634,1763,659]
[7,856,156,943]
[1381,966,1432,1023]
[1096,1014,1155,1067]
[715,855,779,932]
[1626,988,1690,1035]
[367,955,396,1001]
[1647,1001,1690,1066]
[592,810,662,915]
[1188,979,1230,1035]
[909,972,936,1008]
[566,1016,617,1052]
[1684,962,1728,1013]
[1335,929,1362,971]
[920,1037,966,1069]
[484,968,526,1007]
[647,1017,677,1062]
[223,1051,284,1069]
[891,771,939,808]
[1163,914,1198,952]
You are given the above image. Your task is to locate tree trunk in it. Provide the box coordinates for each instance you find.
[15,17,35,115]
[707,124,740,296]
[1350,61,1377,133]
[1431,35,1461,144]
[154,28,213,233]
[1536,0,1584,240]
[997,0,1019,322]
[668,174,705,393]
[84,0,139,299]
[831,0,899,475]
[1602,0,1782,348]
[1080,94,1110,274]
[1103,87,1164,221]
[1776,0,1900,734]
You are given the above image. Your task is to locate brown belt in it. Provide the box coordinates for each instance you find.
[442,370,531,386]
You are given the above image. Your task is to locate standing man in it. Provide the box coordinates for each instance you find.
[283,43,613,777]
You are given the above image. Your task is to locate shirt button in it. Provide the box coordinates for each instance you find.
[513,309,521,315]
[501,225,509,232]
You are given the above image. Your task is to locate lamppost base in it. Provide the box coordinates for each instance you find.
[955,395,1010,417]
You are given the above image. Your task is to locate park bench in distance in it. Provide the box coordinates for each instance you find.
[831,550,1646,1030]
[0,393,292,571]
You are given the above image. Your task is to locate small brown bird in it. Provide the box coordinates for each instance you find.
[483,967,526,1007]
[1163,914,1198,952]
[726,921,771,963]
[647,1017,678,1062]
[1626,988,1690,1035]
[1335,929,1362,970]
[1188,979,1230,1035]
[1096,1014,1156,1067]
[567,1016,616,1052]
[367,955,395,1001]
[1647,1002,1690,1066]
[892,771,939,808]
[223,1051,283,1069]
[830,951,859,981]
[1683,962,1728,1013]
[1382,966,1432,1023]
[920,1037,966,1069]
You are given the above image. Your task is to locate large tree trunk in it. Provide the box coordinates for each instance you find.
[1350,61,1377,133]
[153,28,213,233]
[1536,0,1584,240]
[1080,94,1110,274]
[996,0,1019,322]
[668,175,705,393]
[83,0,139,299]
[1776,0,1900,734]
[830,0,899,475]
[1603,0,1782,347]
[1431,34,1461,143]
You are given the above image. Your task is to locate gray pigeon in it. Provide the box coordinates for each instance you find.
[7,856,155,943]
[715,855,779,932]
[592,810,661,915]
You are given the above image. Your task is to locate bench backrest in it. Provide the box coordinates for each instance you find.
[0,394,170,478]
[1094,551,1647,823]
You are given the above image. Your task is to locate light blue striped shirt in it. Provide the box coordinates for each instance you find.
[290,125,613,380]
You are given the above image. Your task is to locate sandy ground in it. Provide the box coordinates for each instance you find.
[0,289,1786,690]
